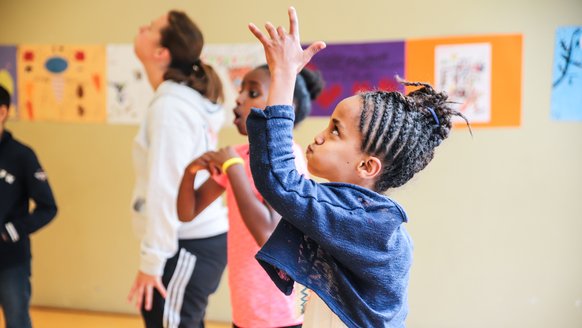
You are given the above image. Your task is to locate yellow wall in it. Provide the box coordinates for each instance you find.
[1,0,581,326]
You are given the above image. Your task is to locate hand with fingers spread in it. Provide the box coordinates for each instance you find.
[248,7,325,107]
[128,271,167,311]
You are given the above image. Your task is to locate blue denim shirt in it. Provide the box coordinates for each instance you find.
[247,105,413,328]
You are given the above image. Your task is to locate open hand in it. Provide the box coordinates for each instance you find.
[127,271,167,311]
[248,7,325,77]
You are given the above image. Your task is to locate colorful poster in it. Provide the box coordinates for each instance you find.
[106,44,153,124]
[307,41,405,116]
[202,44,266,115]
[17,44,106,123]
[0,46,18,119]
[406,35,522,128]
[435,43,492,124]
[551,27,582,121]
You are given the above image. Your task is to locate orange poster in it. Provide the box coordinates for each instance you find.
[405,35,522,128]
[17,44,106,123]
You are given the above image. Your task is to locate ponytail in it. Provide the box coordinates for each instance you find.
[163,61,223,104]
[196,62,223,104]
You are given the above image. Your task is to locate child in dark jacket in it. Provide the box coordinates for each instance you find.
[246,8,469,328]
[0,85,57,328]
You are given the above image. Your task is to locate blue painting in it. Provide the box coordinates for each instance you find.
[551,27,582,121]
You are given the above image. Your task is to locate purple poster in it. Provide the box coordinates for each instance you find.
[306,41,405,116]
[0,46,18,116]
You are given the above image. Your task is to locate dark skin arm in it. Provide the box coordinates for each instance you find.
[177,152,225,221]
[207,147,282,247]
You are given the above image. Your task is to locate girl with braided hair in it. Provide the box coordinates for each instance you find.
[245,7,469,328]
[359,79,470,192]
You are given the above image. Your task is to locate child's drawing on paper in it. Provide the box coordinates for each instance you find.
[106,44,153,124]
[17,45,106,123]
[435,43,491,123]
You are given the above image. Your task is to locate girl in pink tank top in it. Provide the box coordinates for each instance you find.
[177,64,324,327]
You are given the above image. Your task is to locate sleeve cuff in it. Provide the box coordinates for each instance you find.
[250,105,295,120]
[4,222,20,242]
[139,251,166,276]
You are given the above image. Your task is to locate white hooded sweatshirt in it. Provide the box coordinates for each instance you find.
[132,80,228,276]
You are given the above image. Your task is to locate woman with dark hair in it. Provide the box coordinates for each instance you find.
[127,11,228,328]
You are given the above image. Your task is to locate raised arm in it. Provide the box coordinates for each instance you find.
[247,8,358,243]
[246,8,404,257]
[246,7,327,222]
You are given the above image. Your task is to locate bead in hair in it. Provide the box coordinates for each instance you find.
[426,107,440,127]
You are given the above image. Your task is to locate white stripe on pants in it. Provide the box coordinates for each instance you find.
[163,248,197,328]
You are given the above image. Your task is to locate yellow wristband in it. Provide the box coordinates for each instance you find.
[221,157,244,173]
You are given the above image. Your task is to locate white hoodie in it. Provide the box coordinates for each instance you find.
[132,80,228,276]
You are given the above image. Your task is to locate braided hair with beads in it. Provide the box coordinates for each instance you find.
[359,78,470,192]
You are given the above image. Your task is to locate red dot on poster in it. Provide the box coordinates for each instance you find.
[305,63,319,71]
[75,51,85,61]
[24,51,34,61]
[352,81,372,94]
[316,84,342,108]
[379,79,398,92]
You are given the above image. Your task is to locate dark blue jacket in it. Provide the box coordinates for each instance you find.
[0,130,57,269]
[247,105,413,328]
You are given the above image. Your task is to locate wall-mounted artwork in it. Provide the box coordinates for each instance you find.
[551,26,582,121]
[6,36,524,126]
[307,41,405,116]
[406,35,522,128]
[17,44,106,123]
[0,45,18,119]
[106,44,153,124]
[202,44,266,115]
[435,43,492,124]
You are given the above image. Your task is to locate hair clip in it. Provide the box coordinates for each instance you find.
[427,107,440,127]
[192,58,202,73]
